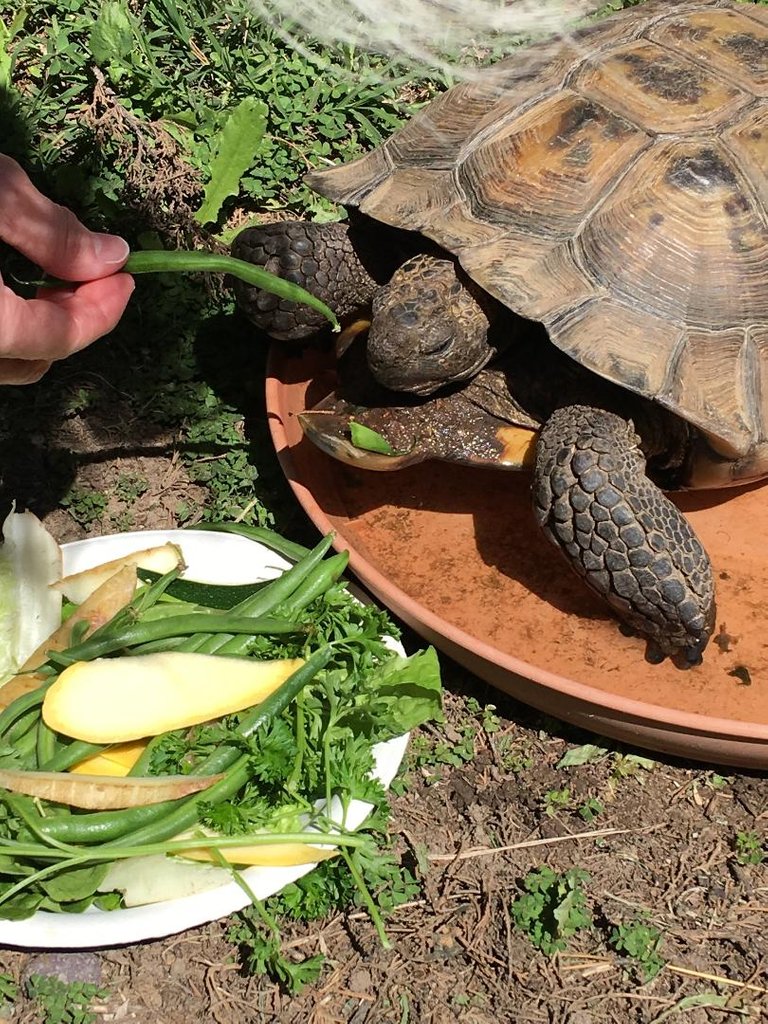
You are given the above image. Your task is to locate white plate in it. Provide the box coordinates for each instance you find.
[0,530,409,949]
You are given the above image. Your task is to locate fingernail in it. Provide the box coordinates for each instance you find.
[94,234,130,266]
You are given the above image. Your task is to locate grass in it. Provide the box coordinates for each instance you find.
[0,972,16,1014]
[0,0,440,535]
[2,0,434,230]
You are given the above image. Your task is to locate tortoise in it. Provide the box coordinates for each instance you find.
[232,0,768,665]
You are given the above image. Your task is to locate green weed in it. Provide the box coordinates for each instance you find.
[402,728,475,783]
[465,696,501,734]
[494,739,533,774]
[543,787,572,817]
[24,974,108,1024]
[398,695,503,786]
[60,486,108,527]
[611,753,656,781]
[733,830,765,866]
[113,472,149,503]
[609,919,666,982]
[0,972,17,1014]
[511,866,592,955]
[578,797,604,823]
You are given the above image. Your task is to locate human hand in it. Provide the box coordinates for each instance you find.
[0,155,135,385]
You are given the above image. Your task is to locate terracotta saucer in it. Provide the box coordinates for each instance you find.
[266,345,768,768]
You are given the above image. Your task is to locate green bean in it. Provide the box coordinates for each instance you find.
[50,614,303,663]
[126,734,165,777]
[35,720,58,768]
[191,634,256,657]
[36,645,334,846]
[40,739,106,773]
[5,704,43,746]
[227,534,335,617]
[34,798,168,846]
[123,250,339,330]
[278,551,350,618]
[135,603,217,621]
[126,636,197,656]
[0,688,48,741]
[35,250,339,331]
[129,564,185,615]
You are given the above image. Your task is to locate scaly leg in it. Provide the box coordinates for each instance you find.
[533,405,715,663]
[232,219,409,341]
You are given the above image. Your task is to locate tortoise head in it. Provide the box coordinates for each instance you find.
[367,254,503,396]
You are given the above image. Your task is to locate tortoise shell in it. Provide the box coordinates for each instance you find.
[306,0,768,484]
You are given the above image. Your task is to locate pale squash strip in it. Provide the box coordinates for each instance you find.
[0,767,225,810]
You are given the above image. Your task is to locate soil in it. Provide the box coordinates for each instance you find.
[0,324,766,1024]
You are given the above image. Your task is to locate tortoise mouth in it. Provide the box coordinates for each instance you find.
[297,329,541,473]
[298,411,424,471]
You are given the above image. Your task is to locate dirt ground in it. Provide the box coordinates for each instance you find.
[0,328,766,1024]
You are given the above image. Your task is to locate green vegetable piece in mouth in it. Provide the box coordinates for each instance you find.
[349,421,398,455]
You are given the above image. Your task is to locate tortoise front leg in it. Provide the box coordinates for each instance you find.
[232,221,376,341]
[533,405,715,663]
[232,218,411,341]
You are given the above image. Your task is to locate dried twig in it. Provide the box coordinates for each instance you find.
[427,825,653,862]
[665,964,768,996]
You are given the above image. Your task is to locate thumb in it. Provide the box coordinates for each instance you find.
[0,155,129,281]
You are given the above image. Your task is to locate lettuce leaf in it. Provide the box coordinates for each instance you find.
[0,509,62,683]
[348,646,443,741]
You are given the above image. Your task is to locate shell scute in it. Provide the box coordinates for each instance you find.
[550,298,685,400]
[647,8,768,95]
[572,40,751,133]
[575,138,768,329]
[658,327,756,458]
[458,90,647,240]
[722,105,768,209]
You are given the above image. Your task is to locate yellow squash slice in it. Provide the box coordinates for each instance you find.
[51,543,183,605]
[42,651,305,743]
[70,738,148,777]
[178,833,338,867]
